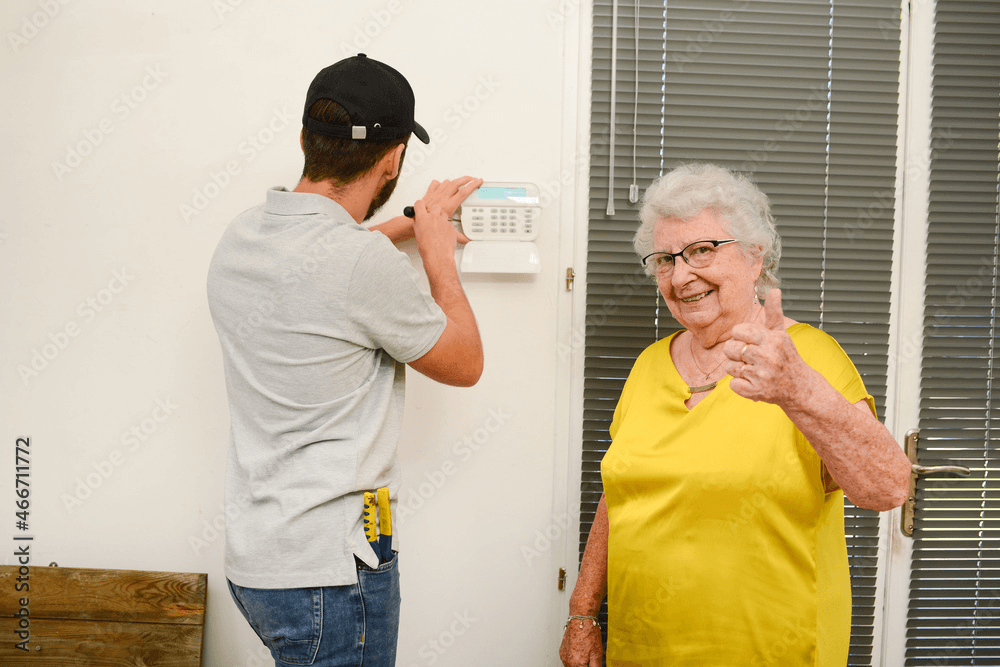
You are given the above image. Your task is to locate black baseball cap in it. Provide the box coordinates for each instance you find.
[302,53,429,144]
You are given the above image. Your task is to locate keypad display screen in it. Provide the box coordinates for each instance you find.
[477,187,527,200]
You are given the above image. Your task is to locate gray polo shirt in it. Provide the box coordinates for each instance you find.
[207,187,446,588]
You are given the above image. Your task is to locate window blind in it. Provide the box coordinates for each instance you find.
[582,1,900,663]
[908,1,1000,663]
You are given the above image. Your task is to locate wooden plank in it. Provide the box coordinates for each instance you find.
[0,565,207,624]
[0,618,204,667]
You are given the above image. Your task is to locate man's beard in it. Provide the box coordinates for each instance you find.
[363,146,407,222]
[364,173,400,221]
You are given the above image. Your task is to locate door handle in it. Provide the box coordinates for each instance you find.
[901,428,971,536]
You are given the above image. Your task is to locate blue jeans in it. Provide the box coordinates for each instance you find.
[227,552,400,667]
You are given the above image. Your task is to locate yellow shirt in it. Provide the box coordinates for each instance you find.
[602,323,871,666]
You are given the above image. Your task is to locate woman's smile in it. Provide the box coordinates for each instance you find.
[680,289,713,303]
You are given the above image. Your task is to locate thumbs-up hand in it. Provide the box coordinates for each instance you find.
[724,289,807,405]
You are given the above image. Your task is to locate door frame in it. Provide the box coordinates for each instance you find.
[878,0,935,663]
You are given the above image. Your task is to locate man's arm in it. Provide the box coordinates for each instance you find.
[406,200,483,387]
[368,214,420,245]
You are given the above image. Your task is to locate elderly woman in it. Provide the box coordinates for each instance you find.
[560,163,911,666]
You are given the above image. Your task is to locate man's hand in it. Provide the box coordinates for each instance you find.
[422,176,484,219]
[367,176,483,245]
[411,200,460,270]
[422,176,483,245]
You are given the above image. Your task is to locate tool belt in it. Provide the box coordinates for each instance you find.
[363,487,393,564]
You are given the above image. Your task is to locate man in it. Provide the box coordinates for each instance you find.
[206,54,484,667]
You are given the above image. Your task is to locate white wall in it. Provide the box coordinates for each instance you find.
[0,1,589,665]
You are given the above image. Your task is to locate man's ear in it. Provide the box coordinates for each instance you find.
[299,129,304,152]
[382,143,405,179]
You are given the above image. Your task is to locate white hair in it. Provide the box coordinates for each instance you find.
[633,163,781,293]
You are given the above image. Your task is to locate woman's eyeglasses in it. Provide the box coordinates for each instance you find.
[641,239,737,274]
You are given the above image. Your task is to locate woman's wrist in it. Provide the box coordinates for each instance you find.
[568,591,603,618]
[564,614,601,631]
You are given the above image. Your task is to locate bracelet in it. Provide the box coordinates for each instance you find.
[565,615,600,630]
